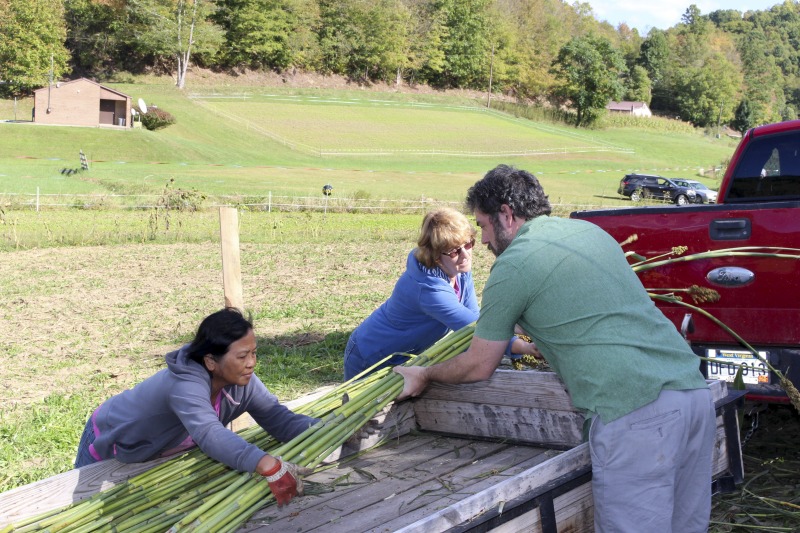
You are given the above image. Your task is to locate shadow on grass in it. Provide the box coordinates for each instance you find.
[255,330,350,399]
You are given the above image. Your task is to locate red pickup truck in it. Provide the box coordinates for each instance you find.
[571,119,800,403]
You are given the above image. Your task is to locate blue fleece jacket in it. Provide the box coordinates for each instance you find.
[344,250,481,379]
[90,345,317,473]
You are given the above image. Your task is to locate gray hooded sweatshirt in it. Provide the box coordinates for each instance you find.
[90,344,317,473]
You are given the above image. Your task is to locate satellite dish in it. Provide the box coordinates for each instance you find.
[138,98,148,113]
[131,109,138,116]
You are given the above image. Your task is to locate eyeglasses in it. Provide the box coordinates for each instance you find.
[441,239,475,259]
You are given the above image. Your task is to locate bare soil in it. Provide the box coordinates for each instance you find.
[0,239,417,409]
[150,66,517,104]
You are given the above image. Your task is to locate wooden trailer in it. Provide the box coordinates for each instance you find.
[0,370,744,532]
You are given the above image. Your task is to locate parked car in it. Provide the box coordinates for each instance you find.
[672,179,719,204]
[617,174,697,205]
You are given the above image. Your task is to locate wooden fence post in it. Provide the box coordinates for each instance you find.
[219,207,244,311]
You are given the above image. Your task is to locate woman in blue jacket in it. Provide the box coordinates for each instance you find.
[74,308,315,506]
[344,207,537,380]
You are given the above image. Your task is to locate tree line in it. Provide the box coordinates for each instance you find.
[1,0,798,129]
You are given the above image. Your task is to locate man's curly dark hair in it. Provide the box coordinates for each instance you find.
[465,165,551,220]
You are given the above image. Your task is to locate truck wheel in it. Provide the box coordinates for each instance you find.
[675,194,689,205]
[631,189,644,202]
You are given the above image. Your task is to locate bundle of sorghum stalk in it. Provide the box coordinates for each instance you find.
[2,326,474,533]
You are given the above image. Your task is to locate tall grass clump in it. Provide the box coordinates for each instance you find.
[489,100,573,125]
[598,112,697,133]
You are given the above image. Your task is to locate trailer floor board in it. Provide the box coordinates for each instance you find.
[242,434,557,532]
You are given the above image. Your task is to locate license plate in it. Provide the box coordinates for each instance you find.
[706,349,769,385]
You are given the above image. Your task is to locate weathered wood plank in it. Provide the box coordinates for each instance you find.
[240,434,451,531]
[393,443,592,533]
[365,446,562,533]
[712,419,730,477]
[244,436,530,532]
[424,373,725,407]
[421,370,578,412]
[413,399,584,448]
[708,379,726,402]
[491,483,594,533]
[219,206,244,310]
[550,483,595,533]
[324,401,417,463]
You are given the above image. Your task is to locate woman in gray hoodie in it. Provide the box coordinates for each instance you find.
[74,307,317,505]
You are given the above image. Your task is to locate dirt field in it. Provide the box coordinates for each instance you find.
[0,238,430,410]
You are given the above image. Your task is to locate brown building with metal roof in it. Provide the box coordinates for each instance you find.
[33,78,132,128]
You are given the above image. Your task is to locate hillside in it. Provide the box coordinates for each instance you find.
[0,74,738,206]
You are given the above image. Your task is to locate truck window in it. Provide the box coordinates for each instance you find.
[727,131,800,201]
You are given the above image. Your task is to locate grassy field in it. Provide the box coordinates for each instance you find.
[0,81,737,207]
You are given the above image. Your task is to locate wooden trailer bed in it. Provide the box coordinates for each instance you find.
[0,370,743,532]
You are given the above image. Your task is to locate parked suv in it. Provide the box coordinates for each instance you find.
[672,179,719,204]
[617,174,696,205]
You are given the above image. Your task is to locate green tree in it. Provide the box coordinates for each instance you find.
[495,0,576,101]
[655,4,744,126]
[0,0,70,96]
[214,0,319,70]
[433,0,492,89]
[731,98,755,134]
[625,65,651,104]
[638,29,671,111]
[64,0,126,78]
[672,52,741,127]
[681,4,704,27]
[638,30,669,85]
[370,0,413,84]
[403,0,447,85]
[550,35,627,126]
[123,0,223,88]
[737,30,784,124]
[317,0,410,83]
[707,8,750,33]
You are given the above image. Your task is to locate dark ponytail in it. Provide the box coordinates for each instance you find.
[186,308,253,366]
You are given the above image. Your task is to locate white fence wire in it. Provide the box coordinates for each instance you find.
[0,190,607,215]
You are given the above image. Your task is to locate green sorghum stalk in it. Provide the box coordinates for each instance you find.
[6,325,477,532]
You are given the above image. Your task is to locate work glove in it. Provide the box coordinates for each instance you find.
[262,457,314,507]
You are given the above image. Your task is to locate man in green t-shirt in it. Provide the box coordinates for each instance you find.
[395,164,716,533]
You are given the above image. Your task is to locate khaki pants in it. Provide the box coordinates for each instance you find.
[589,387,716,533]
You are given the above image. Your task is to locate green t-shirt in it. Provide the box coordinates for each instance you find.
[476,216,708,423]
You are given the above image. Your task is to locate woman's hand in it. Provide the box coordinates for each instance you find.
[511,337,543,359]
[259,456,314,506]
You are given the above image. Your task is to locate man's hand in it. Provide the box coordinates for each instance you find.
[393,366,429,400]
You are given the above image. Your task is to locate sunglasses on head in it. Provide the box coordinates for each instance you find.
[441,239,475,259]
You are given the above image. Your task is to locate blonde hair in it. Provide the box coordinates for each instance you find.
[414,207,476,268]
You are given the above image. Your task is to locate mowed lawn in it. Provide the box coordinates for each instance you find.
[1,82,737,205]
[197,93,623,156]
